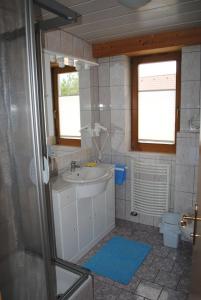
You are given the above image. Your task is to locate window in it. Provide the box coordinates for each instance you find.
[131,52,181,153]
[52,66,81,147]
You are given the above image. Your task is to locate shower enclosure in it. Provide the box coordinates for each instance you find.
[0,0,93,299]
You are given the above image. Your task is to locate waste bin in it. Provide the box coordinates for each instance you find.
[160,213,181,248]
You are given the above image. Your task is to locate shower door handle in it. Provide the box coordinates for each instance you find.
[180,204,201,244]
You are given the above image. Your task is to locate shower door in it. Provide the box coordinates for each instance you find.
[0,0,55,299]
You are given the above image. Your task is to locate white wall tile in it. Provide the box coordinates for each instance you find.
[116,199,126,219]
[111,132,127,154]
[125,180,131,201]
[110,85,130,109]
[44,31,61,53]
[99,86,111,109]
[111,154,127,165]
[194,166,199,194]
[80,88,91,110]
[90,67,99,87]
[91,109,100,125]
[139,213,154,226]
[98,62,110,87]
[175,164,195,193]
[180,108,200,131]
[111,109,126,133]
[72,36,84,58]
[171,162,176,186]
[60,31,73,56]
[115,183,126,200]
[91,86,99,110]
[99,110,111,132]
[176,136,199,165]
[100,132,111,156]
[153,216,161,227]
[170,186,175,210]
[110,55,128,62]
[192,193,198,206]
[181,81,200,109]
[181,51,201,81]
[79,69,91,89]
[98,57,109,63]
[101,153,112,163]
[110,60,130,86]
[125,156,132,180]
[182,45,201,53]
[81,134,93,150]
[125,201,140,223]
[174,190,193,213]
[83,41,93,60]
[80,110,91,128]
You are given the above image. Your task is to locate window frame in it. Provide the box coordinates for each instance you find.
[51,65,81,147]
[131,51,181,154]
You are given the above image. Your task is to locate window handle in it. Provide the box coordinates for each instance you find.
[53,110,57,119]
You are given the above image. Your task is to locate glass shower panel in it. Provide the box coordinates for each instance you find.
[0,0,53,299]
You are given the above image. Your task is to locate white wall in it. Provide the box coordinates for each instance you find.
[174,45,201,213]
[96,46,201,226]
[43,30,99,171]
[43,29,201,221]
[96,56,175,226]
[43,30,95,62]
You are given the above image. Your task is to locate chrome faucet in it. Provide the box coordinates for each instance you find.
[70,161,80,172]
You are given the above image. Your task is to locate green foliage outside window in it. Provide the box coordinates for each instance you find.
[60,73,79,96]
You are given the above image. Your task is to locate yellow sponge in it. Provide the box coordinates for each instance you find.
[84,162,97,167]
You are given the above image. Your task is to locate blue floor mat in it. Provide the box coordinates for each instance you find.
[83,236,152,285]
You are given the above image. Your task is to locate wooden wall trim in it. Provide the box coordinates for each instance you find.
[92,26,201,58]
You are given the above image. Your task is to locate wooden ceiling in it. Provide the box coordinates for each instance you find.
[37,0,201,44]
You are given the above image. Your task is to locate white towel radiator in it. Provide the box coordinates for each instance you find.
[131,160,170,217]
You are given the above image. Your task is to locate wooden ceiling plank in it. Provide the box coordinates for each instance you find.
[66,1,201,36]
[85,10,201,41]
[65,0,194,29]
[92,26,201,57]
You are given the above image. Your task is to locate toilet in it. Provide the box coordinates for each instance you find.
[160,213,181,248]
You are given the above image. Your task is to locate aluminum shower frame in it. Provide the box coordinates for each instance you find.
[34,0,81,30]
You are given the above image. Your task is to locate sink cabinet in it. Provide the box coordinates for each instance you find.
[93,191,107,238]
[52,187,78,260]
[77,197,93,250]
[52,169,115,262]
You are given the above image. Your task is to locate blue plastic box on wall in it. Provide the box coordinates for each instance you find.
[115,164,127,185]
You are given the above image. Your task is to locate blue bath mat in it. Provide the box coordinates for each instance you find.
[83,236,151,285]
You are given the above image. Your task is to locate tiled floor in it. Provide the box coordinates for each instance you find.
[78,219,192,300]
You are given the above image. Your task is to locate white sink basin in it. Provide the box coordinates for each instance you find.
[62,167,112,183]
[62,166,113,198]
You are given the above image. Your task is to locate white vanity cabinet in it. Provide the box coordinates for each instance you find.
[93,191,107,238]
[52,167,115,262]
[106,176,115,228]
[52,187,78,260]
[77,197,93,250]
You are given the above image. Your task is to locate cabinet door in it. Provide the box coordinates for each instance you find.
[93,192,106,238]
[61,201,78,261]
[106,176,115,228]
[77,197,93,250]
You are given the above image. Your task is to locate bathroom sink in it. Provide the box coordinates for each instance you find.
[62,167,112,184]
[62,166,113,198]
